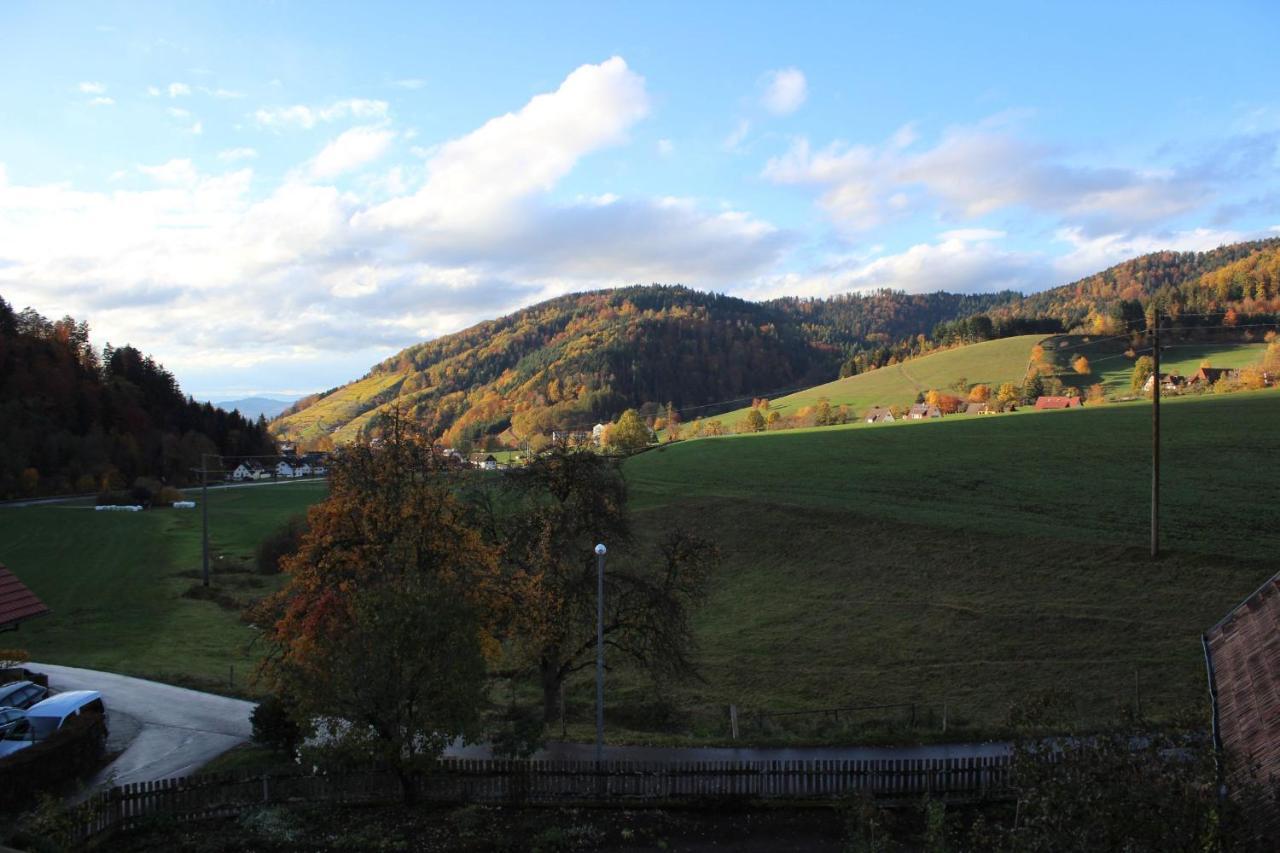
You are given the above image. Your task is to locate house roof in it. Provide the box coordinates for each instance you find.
[1205,570,1280,832]
[1034,396,1082,409]
[1194,366,1236,383]
[0,564,51,631]
[964,402,988,414]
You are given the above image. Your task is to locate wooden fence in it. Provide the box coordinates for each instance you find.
[66,755,1011,843]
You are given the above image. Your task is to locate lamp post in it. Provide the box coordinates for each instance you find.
[594,542,606,764]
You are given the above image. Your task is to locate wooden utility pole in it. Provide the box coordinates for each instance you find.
[201,453,211,587]
[1151,307,1160,559]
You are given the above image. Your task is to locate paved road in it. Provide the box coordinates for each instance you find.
[32,663,255,791]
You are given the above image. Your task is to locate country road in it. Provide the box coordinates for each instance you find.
[33,663,255,794]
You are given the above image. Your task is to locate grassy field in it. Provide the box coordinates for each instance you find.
[271,372,406,443]
[0,481,326,691]
[5,388,1278,743]
[578,389,1280,741]
[707,335,1043,427]
[1043,334,1268,397]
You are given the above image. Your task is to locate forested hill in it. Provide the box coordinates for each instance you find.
[271,285,1024,448]
[0,296,276,499]
[971,238,1280,334]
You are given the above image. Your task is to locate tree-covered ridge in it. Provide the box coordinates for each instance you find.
[273,285,1029,449]
[978,238,1280,332]
[0,296,276,499]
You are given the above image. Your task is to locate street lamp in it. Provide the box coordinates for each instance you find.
[594,542,606,763]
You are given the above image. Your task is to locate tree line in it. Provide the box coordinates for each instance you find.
[0,296,276,499]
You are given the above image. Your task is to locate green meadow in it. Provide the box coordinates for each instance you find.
[0,481,326,691]
[3,390,1277,742]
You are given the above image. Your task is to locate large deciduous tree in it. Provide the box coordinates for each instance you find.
[495,450,716,723]
[252,416,500,802]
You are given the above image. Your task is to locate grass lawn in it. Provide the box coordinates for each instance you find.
[583,390,1280,741]
[1042,333,1268,397]
[0,480,327,693]
[707,335,1042,427]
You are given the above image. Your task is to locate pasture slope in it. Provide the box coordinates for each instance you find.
[606,389,1280,740]
[1042,334,1269,397]
[0,481,326,691]
[708,335,1041,426]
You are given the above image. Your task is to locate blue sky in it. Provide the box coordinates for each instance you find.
[1,1,1278,397]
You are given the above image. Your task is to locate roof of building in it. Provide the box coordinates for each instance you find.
[964,402,989,414]
[0,564,51,631]
[1205,570,1280,831]
[1034,396,1082,409]
[1193,366,1237,383]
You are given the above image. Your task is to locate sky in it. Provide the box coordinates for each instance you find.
[1,1,1278,398]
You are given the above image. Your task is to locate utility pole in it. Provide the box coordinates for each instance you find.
[594,542,607,764]
[1151,306,1160,559]
[201,453,211,587]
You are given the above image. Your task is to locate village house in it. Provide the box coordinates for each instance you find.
[863,406,895,424]
[231,460,268,481]
[592,423,607,444]
[1034,396,1083,410]
[908,403,942,420]
[1188,366,1240,387]
[1142,373,1187,394]
[469,453,499,471]
[964,402,991,415]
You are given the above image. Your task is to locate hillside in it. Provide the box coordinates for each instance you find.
[0,297,277,499]
[708,334,1041,427]
[272,286,1021,448]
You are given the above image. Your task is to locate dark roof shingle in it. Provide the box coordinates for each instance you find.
[0,563,51,630]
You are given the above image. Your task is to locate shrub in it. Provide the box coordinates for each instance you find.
[256,515,308,575]
[251,695,302,756]
[155,486,185,506]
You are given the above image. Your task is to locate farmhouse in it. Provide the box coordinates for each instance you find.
[1034,396,1083,410]
[1203,570,1280,834]
[0,563,50,634]
[1142,373,1187,394]
[863,407,895,424]
[230,460,268,481]
[964,402,991,415]
[470,454,499,471]
[1189,366,1240,387]
[907,403,942,420]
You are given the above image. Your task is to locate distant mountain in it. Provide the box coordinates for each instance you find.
[210,396,301,420]
[270,239,1280,450]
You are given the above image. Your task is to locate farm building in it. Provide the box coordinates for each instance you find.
[0,563,50,634]
[963,402,991,415]
[1142,373,1187,394]
[1203,570,1280,834]
[1189,366,1240,387]
[907,403,942,420]
[230,460,269,481]
[1034,396,1083,410]
[863,407,895,423]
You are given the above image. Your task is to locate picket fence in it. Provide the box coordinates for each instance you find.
[67,755,1011,842]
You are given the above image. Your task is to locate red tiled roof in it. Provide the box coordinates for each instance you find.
[1034,396,1082,409]
[0,563,50,630]
[1205,571,1280,831]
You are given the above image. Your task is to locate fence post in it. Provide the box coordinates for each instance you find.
[729,704,739,740]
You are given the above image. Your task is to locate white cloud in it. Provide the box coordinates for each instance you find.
[391,78,427,90]
[358,56,649,231]
[760,68,807,115]
[78,81,107,94]
[88,97,115,107]
[254,99,390,130]
[0,58,786,390]
[765,117,1220,235]
[723,119,751,151]
[310,126,396,178]
[217,147,258,162]
[168,82,192,97]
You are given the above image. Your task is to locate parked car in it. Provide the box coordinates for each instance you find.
[0,680,48,710]
[0,690,108,759]
[0,707,25,738]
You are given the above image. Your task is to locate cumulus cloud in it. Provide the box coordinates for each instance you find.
[0,58,788,389]
[78,81,107,94]
[760,68,807,115]
[254,99,390,129]
[763,117,1254,236]
[309,126,396,178]
[217,147,258,162]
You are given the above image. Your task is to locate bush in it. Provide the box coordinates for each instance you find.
[251,695,302,756]
[154,486,185,506]
[256,515,308,574]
